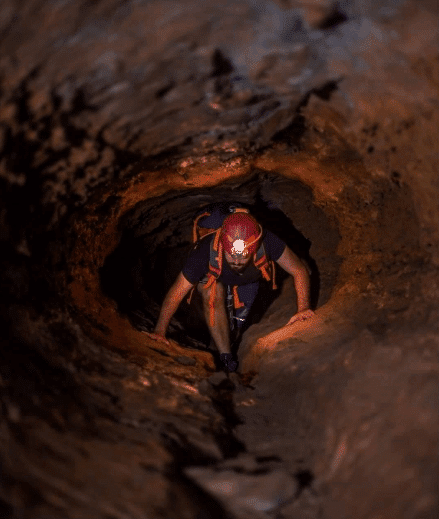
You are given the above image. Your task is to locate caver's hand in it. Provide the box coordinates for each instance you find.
[286,309,315,326]
[142,331,170,346]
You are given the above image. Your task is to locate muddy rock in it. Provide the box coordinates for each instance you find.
[185,465,298,516]
[0,1,438,519]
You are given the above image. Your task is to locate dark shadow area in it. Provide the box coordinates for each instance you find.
[294,469,315,497]
[99,173,340,350]
[317,6,348,30]
[272,80,339,149]
[249,194,320,313]
[0,498,14,519]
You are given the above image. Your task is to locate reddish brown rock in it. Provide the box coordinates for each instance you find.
[0,1,437,518]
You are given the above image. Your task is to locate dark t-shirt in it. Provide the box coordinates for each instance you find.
[182,230,286,286]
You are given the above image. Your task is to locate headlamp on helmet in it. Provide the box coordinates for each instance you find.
[231,239,247,257]
[220,212,262,259]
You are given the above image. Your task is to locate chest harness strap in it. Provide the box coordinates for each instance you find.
[186,207,279,327]
[187,231,278,327]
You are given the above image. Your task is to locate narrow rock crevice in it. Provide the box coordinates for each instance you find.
[1,1,438,518]
[99,173,340,350]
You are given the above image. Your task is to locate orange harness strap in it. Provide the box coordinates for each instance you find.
[192,212,210,243]
[213,228,221,251]
[253,253,266,267]
[208,279,216,327]
[233,285,244,309]
[254,254,270,280]
[260,265,271,281]
[204,240,223,327]
[187,212,215,305]
[270,260,277,290]
[186,286,195,305]
[187,226,278,326]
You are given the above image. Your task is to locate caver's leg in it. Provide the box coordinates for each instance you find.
[197,279,231,355]
[233,281,259,333]
[197,279,238,372]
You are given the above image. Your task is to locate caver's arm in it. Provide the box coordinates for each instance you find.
[144,273,194,344]
[155,272,194,335]
[275,246,315,324]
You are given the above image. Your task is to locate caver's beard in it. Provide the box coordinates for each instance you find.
[230,261,247,271]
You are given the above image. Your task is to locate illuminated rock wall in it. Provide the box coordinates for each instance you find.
[0,1,437,518]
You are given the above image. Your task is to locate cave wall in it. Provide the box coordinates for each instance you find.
[1,1,438,518]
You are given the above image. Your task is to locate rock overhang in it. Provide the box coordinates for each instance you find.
[0,1,438,517]
[64,134,430,375]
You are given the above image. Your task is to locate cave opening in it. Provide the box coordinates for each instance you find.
[99,171,341,350]
[0,0,437,517]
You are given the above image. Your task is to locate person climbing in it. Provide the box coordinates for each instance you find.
[144,203,314,372]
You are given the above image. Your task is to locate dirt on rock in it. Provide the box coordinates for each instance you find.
[0,1,438,519]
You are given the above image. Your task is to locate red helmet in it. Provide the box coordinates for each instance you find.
[220,212,262,258]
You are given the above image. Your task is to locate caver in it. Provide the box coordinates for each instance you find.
[145,203,315,372]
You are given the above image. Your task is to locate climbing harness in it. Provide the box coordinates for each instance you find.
[186,203,277,327]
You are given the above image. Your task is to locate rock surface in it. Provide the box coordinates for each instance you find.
[185,464,298,517]
[0,1,438,518]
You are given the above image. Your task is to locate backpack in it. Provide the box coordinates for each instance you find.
[186,202,277,327]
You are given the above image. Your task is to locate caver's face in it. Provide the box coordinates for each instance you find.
[224,251,253,272]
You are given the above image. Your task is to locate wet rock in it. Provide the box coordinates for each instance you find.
[175,355,197,366]
[0,0,438,518]
[185,465,298,516]
[221,453,267,472]
[293,0,337,29]
[208,371,229,387]
[198,379,216,398]
[278,487,321,519]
